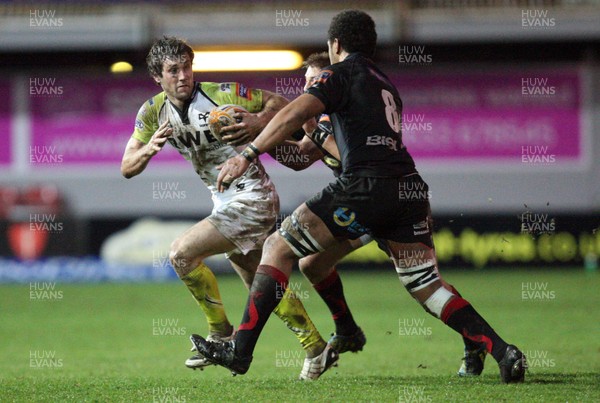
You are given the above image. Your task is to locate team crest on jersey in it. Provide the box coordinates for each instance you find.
[135,119,144,130]
[220,83,231,93]
[315,70,333,84]
[237,83,251,100]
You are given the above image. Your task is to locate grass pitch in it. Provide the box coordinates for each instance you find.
[1,268,599,402]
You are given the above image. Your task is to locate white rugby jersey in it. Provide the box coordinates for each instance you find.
[131,82,273,203]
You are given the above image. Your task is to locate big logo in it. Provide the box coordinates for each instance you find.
[332,207,367,235]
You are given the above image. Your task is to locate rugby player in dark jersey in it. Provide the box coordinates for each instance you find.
[198,10,527,383]
[271,52,369,365]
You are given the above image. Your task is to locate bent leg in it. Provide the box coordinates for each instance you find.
[171,218,238,337]
[229,250,326,358]
[387,240,509,362]
[235,203,338,361]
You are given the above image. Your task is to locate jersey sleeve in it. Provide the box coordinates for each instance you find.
[306,67,346,114]
[200,82,263,112]
[131,93,164,144]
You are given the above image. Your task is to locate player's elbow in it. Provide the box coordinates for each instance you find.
[289,163,309,172]
[120,162,136,179]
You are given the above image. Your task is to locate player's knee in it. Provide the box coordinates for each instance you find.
[422,286,454,319]
[262,232,296,261]
[169,239,195,274]
[298,255,317,277]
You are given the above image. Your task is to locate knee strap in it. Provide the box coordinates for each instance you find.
[278,213,325,258]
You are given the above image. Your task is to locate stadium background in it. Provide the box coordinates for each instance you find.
[1,0,598,275]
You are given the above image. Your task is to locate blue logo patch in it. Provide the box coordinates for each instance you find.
[315,70,333,84]
[332,207,367,235]
[237,84,250,99]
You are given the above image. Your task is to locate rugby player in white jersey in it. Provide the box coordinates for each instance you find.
[120,36,330,379]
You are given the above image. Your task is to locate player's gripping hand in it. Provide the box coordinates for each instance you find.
[216,155,250,193]
[147,121,172,156]
[220,111,261,146]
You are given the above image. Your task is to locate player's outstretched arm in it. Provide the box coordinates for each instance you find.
[251,93,325,156]
[216,93,325,191]
[221,90,289,146]
[267,137,324,171]
[121,121,172,178]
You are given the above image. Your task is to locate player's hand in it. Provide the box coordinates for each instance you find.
[147,121,172,156]
[216,155,250,193]
[220,111,261,146]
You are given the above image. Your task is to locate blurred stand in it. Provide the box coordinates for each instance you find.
[0,184,87,260]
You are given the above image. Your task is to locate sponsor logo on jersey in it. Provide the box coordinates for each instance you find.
[220,83,231,93]
[333,207,367,235]
[366,135,398,151]
[413,220,429,236]
[315,70,333,84]
[237,84,252,100]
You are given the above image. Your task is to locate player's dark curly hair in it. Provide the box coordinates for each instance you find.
[146,36,194,77]
[328,10,377,57]
[303,51,330,70]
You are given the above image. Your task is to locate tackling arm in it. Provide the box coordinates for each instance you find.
[216,94,325,192]
[220,90,289,145]
[251,93,325,155]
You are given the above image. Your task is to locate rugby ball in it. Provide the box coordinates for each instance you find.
[207,104,247,142]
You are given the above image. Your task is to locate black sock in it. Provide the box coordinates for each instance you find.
[313,269,358,335]
[441,297,508,362]
[235,265,288,359]
[449,285,481,351]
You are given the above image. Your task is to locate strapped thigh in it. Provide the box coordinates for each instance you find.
[395,260,439,292]
[278,212,325,258]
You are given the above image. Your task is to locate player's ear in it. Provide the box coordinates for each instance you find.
[153,75,162,86]
[332,38,342,55]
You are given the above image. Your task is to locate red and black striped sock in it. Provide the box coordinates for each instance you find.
[235,265,288,359]
[448,285,480,351]
[441,297,508,362]
[313,269,358,335]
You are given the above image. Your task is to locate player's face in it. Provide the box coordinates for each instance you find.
[304,66,322,91]
[157,55,194,106]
